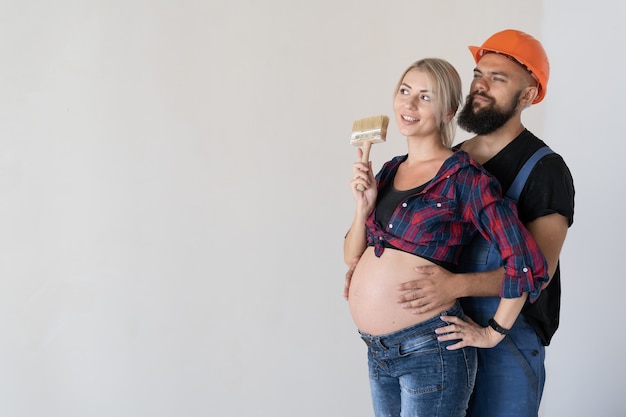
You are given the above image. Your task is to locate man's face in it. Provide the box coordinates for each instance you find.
[457,89,521,135]
[457,53,528,135]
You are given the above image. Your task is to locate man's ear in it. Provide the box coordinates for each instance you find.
[519,85,538,108]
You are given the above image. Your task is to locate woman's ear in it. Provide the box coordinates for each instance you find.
[444,109,456,123]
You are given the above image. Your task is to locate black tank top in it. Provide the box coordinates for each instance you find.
[374,178,456,272]
[375,182,427,227]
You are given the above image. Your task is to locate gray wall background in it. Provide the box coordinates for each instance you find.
[1,1,622,416]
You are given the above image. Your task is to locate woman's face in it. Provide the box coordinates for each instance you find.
[393,68,440,139]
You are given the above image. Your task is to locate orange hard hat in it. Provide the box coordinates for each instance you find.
[469,29,550,104]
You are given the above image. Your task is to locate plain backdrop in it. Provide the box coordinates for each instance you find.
[0,1,623,416]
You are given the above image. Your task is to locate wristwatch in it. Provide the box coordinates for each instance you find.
[488,318,510,335]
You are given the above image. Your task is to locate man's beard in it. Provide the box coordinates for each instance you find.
[457,91,521,135]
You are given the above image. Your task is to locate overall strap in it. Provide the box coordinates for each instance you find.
[506,146,554,203]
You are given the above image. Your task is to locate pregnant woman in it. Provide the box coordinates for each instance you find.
[344,58,548,417]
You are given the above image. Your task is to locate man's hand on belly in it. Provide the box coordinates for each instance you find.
[396,265,459,315]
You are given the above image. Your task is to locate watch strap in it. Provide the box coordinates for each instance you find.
[488,318,510,335]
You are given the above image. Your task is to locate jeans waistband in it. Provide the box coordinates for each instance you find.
[460,296,500,312]
[359,300,464,348]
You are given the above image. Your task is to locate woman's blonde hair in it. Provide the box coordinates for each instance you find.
[394,58,462,148]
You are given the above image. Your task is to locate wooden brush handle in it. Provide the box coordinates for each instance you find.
[356,141,372,192]
[361,141,372,163]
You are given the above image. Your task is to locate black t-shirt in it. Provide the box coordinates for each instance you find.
[479,131,575,227]
[456,129,575,345]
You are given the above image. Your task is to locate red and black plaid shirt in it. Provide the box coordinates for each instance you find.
[366,150,548,302]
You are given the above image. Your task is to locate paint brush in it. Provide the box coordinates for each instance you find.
[350,115,389,191]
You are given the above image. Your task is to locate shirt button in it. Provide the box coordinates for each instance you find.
[436,203,442,208]
[379,236,383,240]
[388,224,393,229]
[402,203,407,208]
[523,267,528,273]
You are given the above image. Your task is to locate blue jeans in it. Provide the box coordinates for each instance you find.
[461,297,545,417]
[359,301,477,417]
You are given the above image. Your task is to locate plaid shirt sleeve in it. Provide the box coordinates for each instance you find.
[464,170,549,302]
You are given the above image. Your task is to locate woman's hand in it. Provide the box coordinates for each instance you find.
[350,149,377,216]
[343,257,360,300]
[436,315,505,349]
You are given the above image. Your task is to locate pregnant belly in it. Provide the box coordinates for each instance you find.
[348,246,455,335]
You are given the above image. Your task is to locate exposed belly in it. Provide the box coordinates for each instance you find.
[348,246,455,335]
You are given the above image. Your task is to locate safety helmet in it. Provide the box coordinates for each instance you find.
[468,29,550,104]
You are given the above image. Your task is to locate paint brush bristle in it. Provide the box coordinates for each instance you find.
[350,115,389,146]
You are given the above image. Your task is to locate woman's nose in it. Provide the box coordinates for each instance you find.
[405,96,418,109]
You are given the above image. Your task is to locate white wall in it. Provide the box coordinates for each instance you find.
[540,2,626,416]
[0,1,622,416]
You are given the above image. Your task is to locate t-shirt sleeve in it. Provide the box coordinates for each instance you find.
[518,153,575,227]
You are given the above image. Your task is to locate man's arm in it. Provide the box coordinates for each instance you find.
[525,212,569,287]
[397,266,503,315]
[397,212,569,314]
